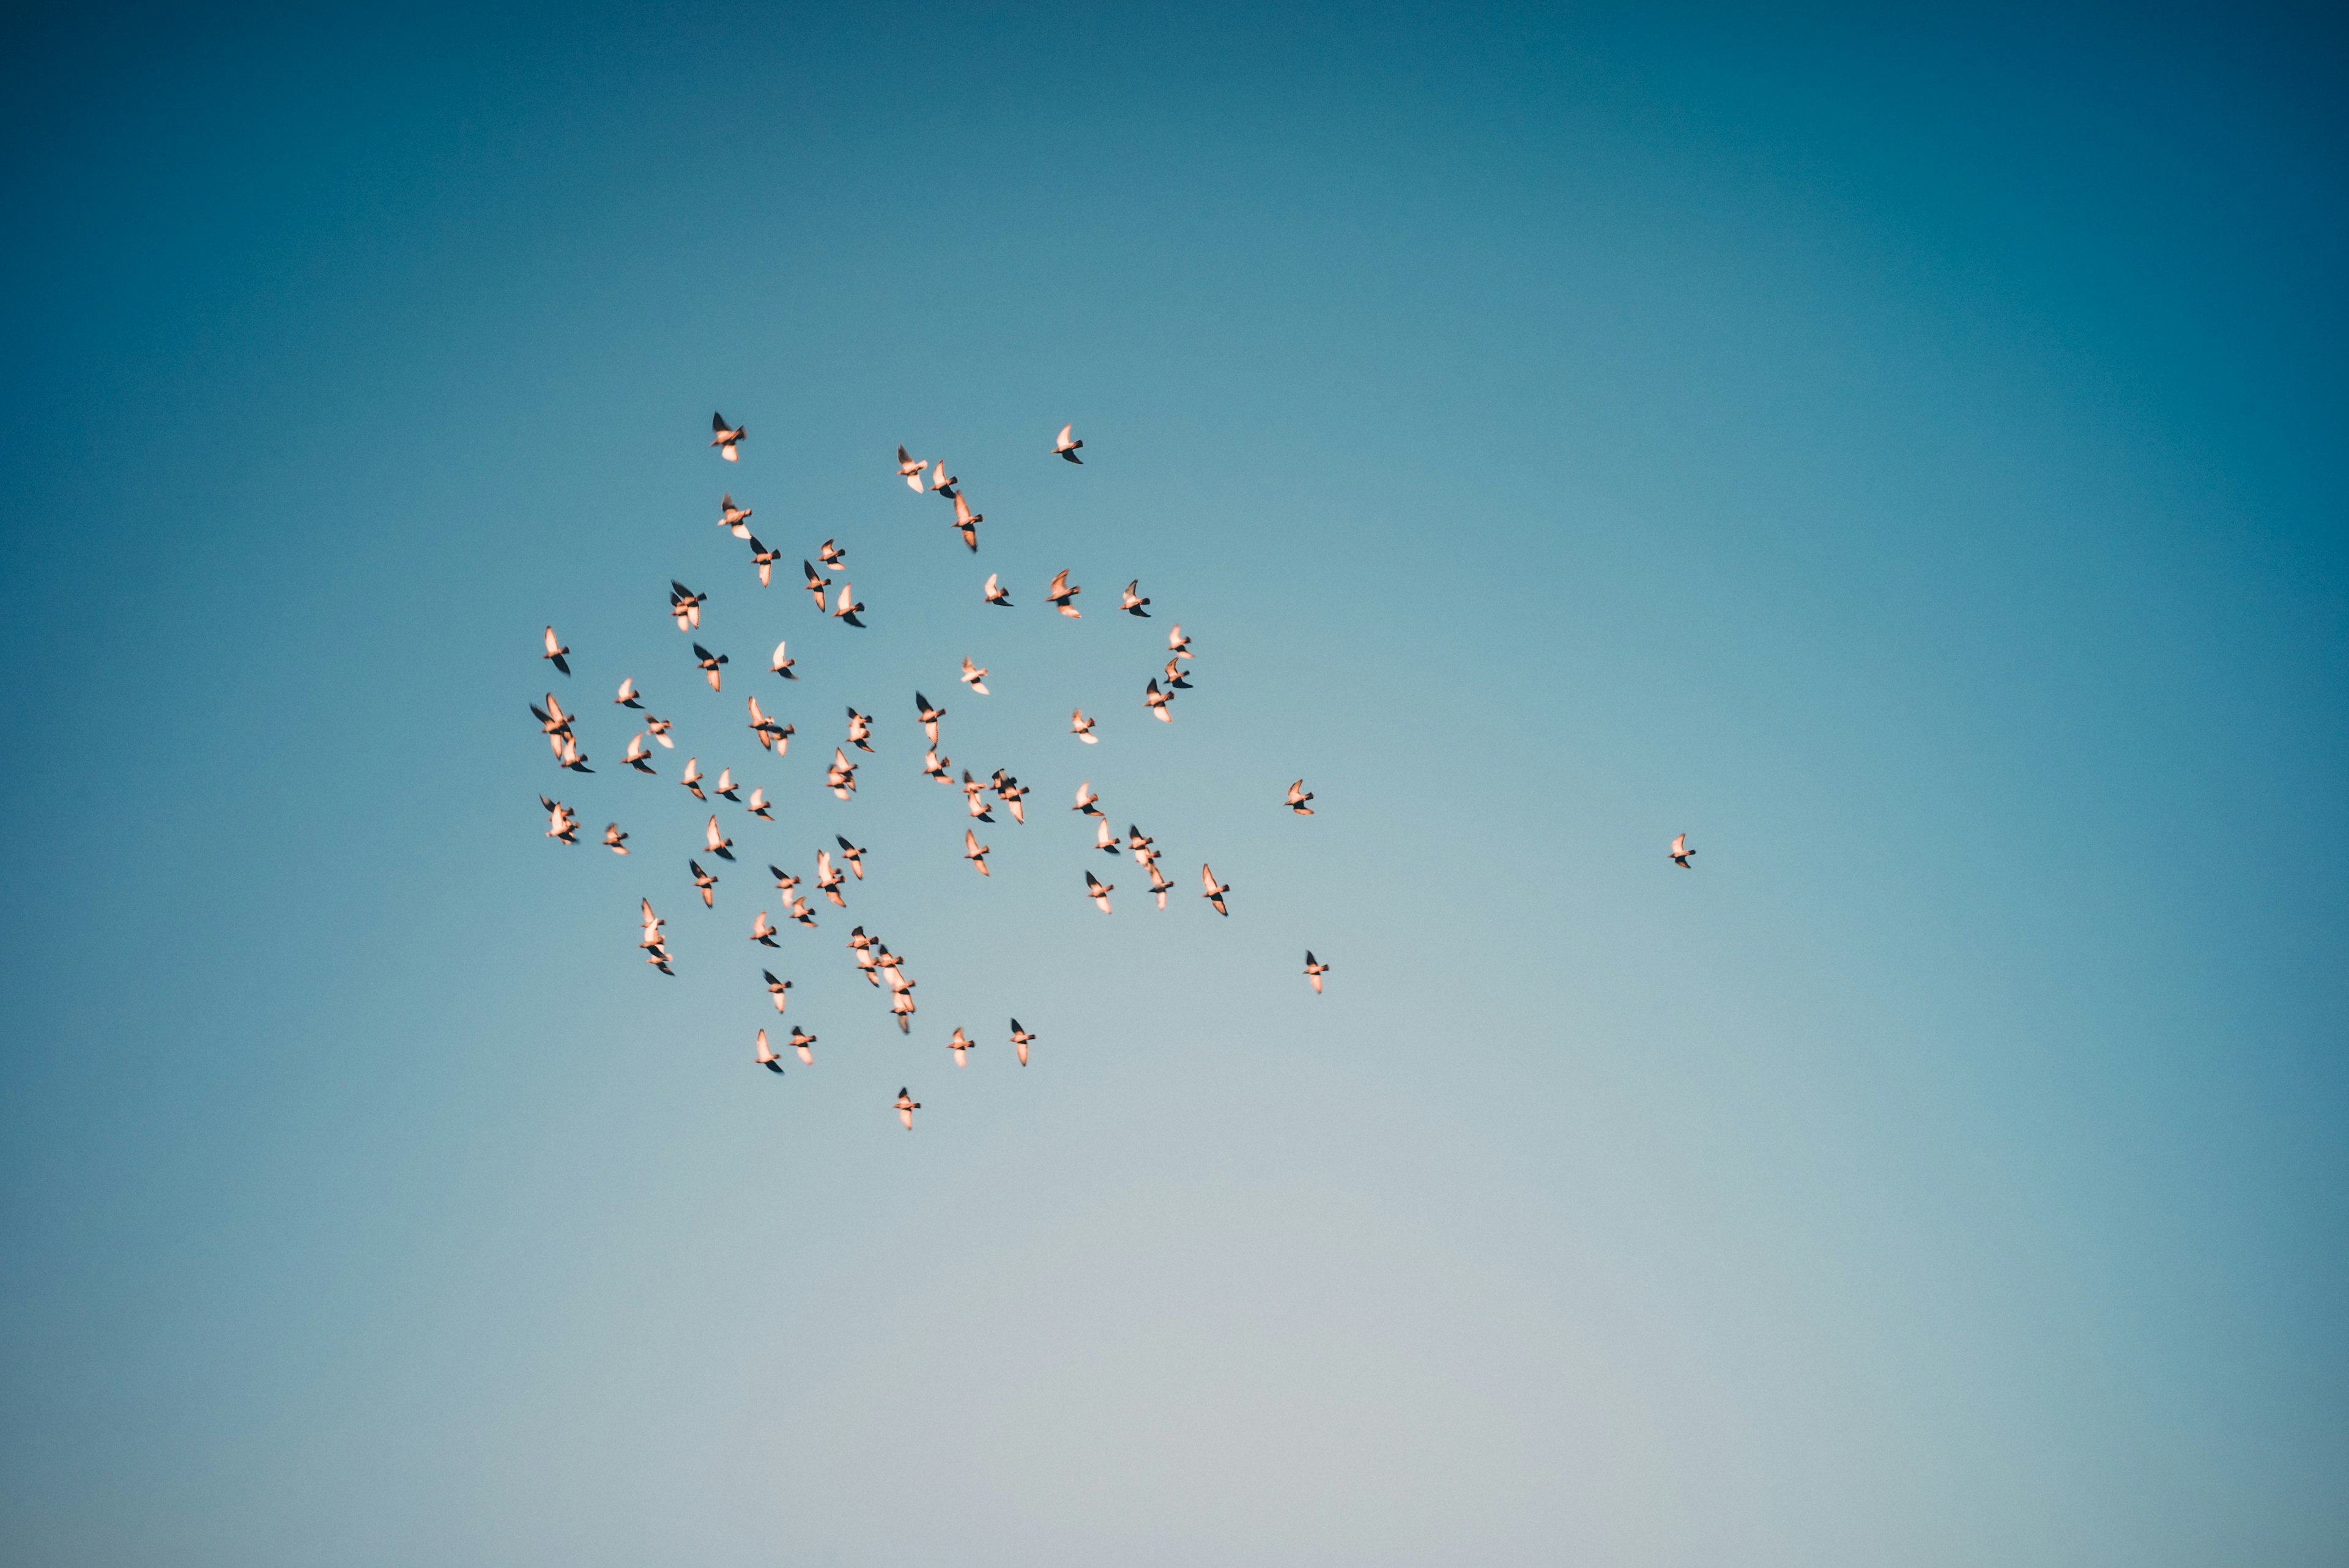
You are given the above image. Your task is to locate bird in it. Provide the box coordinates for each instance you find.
[1286,780,1315,815]
[645,949,675,976]
[614,677,644,708]
[541,626,571,675]
[744,787,773,820]
[983,573,1013,607]
[894,1088,921,1130]
[920,748,952,782]
[1084,871,1115,913]
[645,715,675,748]
[639,899,666,945]
[803,561,832,611]
[680,756,707,800]
[927,461,957,497]
[1071,708,1097,743]
[961,771,992,820]
[603,822,629,855]
[690,860,719,906]
[1093,819,1121,855]
[670,581,708,631]
[540,795,577,843]
[958,657,989,694]
[1120,580,1151,616]
[789,896,819,929]
[763,970,792,1013]
[826,747,859,800]
[816,849,847,907]
[1146,860,1173,909]
[713,767,741,803]
[1167,625,1192,659]
[768,640,797,680]
[992,771,1028,822]
[558,734,593,772]
[711,411,745,460]
[817,538,847,570]
[1669,833,1696,868]
[890,988,916,1032]
[719,493,753,535]
[755,1029,784,1074]
[1045,570,1082,617]
[964,827,990,875]
[1163,657,1193,690]
[748,695,792,752]
[532,693,574,740]
[768,865,801,897]
[1303,952,1329,993]
[1073,780,1102,816]
[1009,1019,1036,1066]
[1128,827,1157,866]
[845,707,874,752]
[623,733,657,774]
[895,445,929,491]
[834,835,866,879]
[751,910,781,947]
[746,535,781,586]
[1052,423,1085,463]
[692,643,728,691]
[790,1026,817,1064]
[948,1027,973,1066]
[705,814,735,861]
[1201,863,1232,916]
[1143,678,1171,721]
[915,691,946,746]
[833,582,866,627]
[949,491,982,552]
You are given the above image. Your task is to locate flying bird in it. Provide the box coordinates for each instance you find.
[845,708,874,752]
[645,715,675,748]
[1094,818,1121,855]
[950,491,982,552]
[532,693,573,739]
[1286,780,1315,815]
[992,771,1028,822]
[603,822,629,854]
[897,445,927,491]
[915,691,946,746]
[1120,580,1151,616]
[614,677,644,708]
[803,560,832,610]
[719,493,753,535]
[959,657,989,694]
[690,860,719,906]
[1045,570,1082,617]
[1084,871,1115,914]
[1167,625,1192,659]
[1143,678,1171,721]
[744,787,773,820]
[1304,952,1330,993]
[1163,657,1193,690]
[788,896,819,929]
[1071,708,1097,743]
[1669,833,1696,868]
[711,411,745,461]
[928,461,957,497]
[1052,423,1085,463]
[746,535,781,586]
[964,827,990,875]
[768,865,801,897]
[1073,780,1102,816]
[541,626,571,675]
[1128,827,1157,866]
[751,910,781,947]
[895,1088,921,1130]
[961,771,991,820]
[817,538,847,570]
[834,834,866,879]
[539,795,577,843]
[692,643,728,691]
[1146,860,1173,909]
[1201,863,1231,916]
[705,815,735,861]
[832,582,866,626]
[713,767,741,803]
[639,899,665,945]
[670,581,708,631]
[763,970,792,1013]
[920,749,952,782]
[623,733,657,773]
[768,640,797,680]
[790,1026,817,1064]
[817,849,847,907]
[948,1027,973,1066]
[680,757,707,800]
[755,1029,784,1074]
[558,734,593,772]
[983,573,1012,607]
[748,695,792,752]
[826,748,859,800]
[1009,1019,1036,1066]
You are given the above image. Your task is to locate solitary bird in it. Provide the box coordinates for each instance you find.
[789,896,819,929]
[670,581,708,632]
[803,561,832,611]
[690,860,719,906]
[1052,423,1085,463]
[915,692,947,745]
[720,493,753,535]
[768,640,797,680]
[713,767,741,803]
[1304,952,1330,993]
[623,733,657,773]
[948,1027,973,1066]
[542,626,571,675]
[1120,580,1151,617]
[894,1088,921,1131]
[744,787,773,820]
[1009,1019,1036,1066]
[692,643,728,692]
[817,538,847,570]
[540,795,577,843]
[614,677,644,708]
[845,707,875,752]
[1084,871,1115,914]
[1201,863,1232,916]
[949,491,983,552]
[1167,625,1192,659]
[1143,678,1171,721]
[680,757,707,800]
[711,412,745,461]
[959,657,989,694]
[751,910,781,947]
[897,445,927,491]
[603,822,629,854]
[965,827,990,875]
[832,582,866,627]
[1073,780,1102,816]
[835,835,866,879]
[640,899,665,943]
[746,535,781,586]
[1045,570,1082,617]
[983,573,1013,607]
[1286,780,1315,815]
[755,1028,784,1074]
[1071,708,1097,743]
[1669,833,1696,868]
[705,815,735,861]
[763,970,792,1013]
[790,1026,817,1064]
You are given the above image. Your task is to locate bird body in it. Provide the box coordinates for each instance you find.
[1201,863,1231,916]
[768,640,797,680]
[751,910,781,946]
[603,822,629,854]
[895,1088,921,1129]
[670,581,708,631]
[965,827,990,875]
[791,1026,817,1064]
[959,656,989,694]
[1120,580,1151,616]
[614,677,643,708]
[763,970,792,1013]
[897,445,926,490]
[692,642,728,691]
[983,573,1012,607]
[949,1027,973,1066]
[1009,1019,1036,1066]
[1669,833,1696,868]
[803,561,832,610]
[705,815,735,860]
[623,733,656,773]
[950,492,982,551]
[540,795,577,842]
[711,412,745,460]
[1144,678,1171,721]
[818,538,847,570]
[846,707,874,752]
[680,757,706,799]
[691,860,718,906]
[1286,780,1315,814]
[836,835,866,879]
[755,1028,784,1073]
[541,627,571,676]
[1071,708,1097,743]
[1085,871,1115,913]
[915,691,946,745]
[833,582,866,626]
[720,492,752,535]
[1074,781,1101,816]
[1045,570,1082,617]
[1304,952,1329,992]
[745,787,773,820]
[714,767,740,802]
[747,536,781,586]
[1053,423,1085,463]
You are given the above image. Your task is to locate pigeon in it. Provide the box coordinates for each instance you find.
[1129,827,1157,866]
[720,493,753,535]
[1146,860,1173,910]
[817,849,847,907]
[894,1088,921,1130]
[693,643,728,692]
[1163,657,1193,690]
[763,970,792,1013]
[1073,780,1102,816]
[768,865,801,897]
[614,677,644,708]
[984,573,1013,607]
[755,1028,784,1073]
[789,896,819,929]
[680,757,707,800]
[826,747,859,800]
[1071,708,1097,743]
[645,949,675,975]
[558,734,593,772]
[1045,570,1082,617]
[1084,871,1115,914]
[949,491,982,552]
[1052,423,1085,463]
[1286,780,1315,815]
[746,535,781,587]
[961,771,992,820]
[705,814,735,861]
[891,990,916,1031]
[540,795,577,843]
[835,835,866,879]
[542,626,571,675]
[691,860,719,907]
[639,899,666,945]
[603,822,629,854]
[751,910,782,947]
[959,657,989,694]
[1201,863,1231,916]
[992,771,1028,822]
[1167,625,1192,659]
[532,694,574,739]
[748,695,792,752]
[1303,952,1330,992]
[964,827,990,875]
[833,582,866,627]
[646,715,675,748]
[768,640,798,680]
[744,787,773,820]
[803,561,833,611]
[1669,833,1696,868]
[1120,579,1151,616]
[921,748,952,782]
[928,461,957,497]
[623,733,657,773]
[846,707,874,752]
[915,691,947,746]
[711,412,745,460]
[897,445,927,491]
[670,581,708,632]
[948,1027,973,1066]
[1143,678,1171,721]
[1009,1019,1036,1066]
[1094,819,1121,855]
[817,538,847,570]
[789,1026,817,1063]
[714,767,741,803]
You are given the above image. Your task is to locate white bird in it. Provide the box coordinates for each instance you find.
[959,657,989,694]
[720,492,753,535]
[711,411,745,460]
[965,827,990,875]
[927,460,957,496]
[603,822,629,854]
[1120,579,1151,616]
[1143,678,1171,721]
[1052,423,1084,463]
[755,1028,784,1074]
[539,795,577,842]
[705,815,735,861]
[845,707,874,752]
[1045,570,1082,617]
[542,626,571,675]
[1286,779,1315,814]
[921,748,952,782]
[835,835,866,879]
[746,535,781,586]
[1129,826,1157,866]
[949,491,982,552]
[817,849,847,907]
[826,747,859,800]
[639,899,665,942]
[915,691,946,746]
[692,642,728,691]
[768,640,798,680]
[1669,833,1696,868]
[646,715,675,748]
[1201,863,1232,916]
[670,581,708,631]
[744,787,773,820]
[532,693,573,738]
[1084,871,1115,913]
[1163,656,1193,690]
[558,734,593,772]
[1167,625,1192,659]
[614,677,644,708]
[832,582,866,627]
[1009,1019,1036,1066]
[790,1025,817,1064]
[961,771,991,819]
[817,538,847,570]
[1304,951,1330,993]
[803,560,832,611]
[763,970,792,1013]
[690,860,719,906]
[789,896,818,929]
[1093,818,1121,855]
[948,1027,973,1066]
[1071,708,1097,743]
[894,1088,921,1130]
[1073,780,1101,816]
[713,767,741,803]
[983,573,1013,607]
[1147,860,1173,910]
[680,756,706,800]
[751,910,781,947]
[891,989,916,1031]
[623,733,656,773]
[992,771,1028,822]
[897,445,927,491]
[748,695,793,752]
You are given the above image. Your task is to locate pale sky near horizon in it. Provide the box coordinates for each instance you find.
[3,4,2345,1564]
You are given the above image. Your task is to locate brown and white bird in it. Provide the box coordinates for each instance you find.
[889,987,916,1032]
[623,733,656,773]
[603,822,629,854]
[714,767,741,803]
[748,696,793,753]
[691,860,719,907]
[896,445,927,491]
[1201,863,1232,916]
[789,895,819,929]
[1303,952,1329,992]
[763,970,792,1013]
[614,677,644,708]
[1071,708,1097,743]
[1009,1019,1036,1066]
[927,461,957,497]
[768,864,801,898]
[540,795,577,843]
[541,626,571,675]
[1093,818,1121,855]
[639,899,665,945]
[1669,833,1696,868]
[835,835,866,879]
[692,643,728,692]
[1163,657,1192,690]
[1084,871,1115,914]
[1286,780,1315,815]
[826,748,859,800]
[816,849,847,907]
[845,707,874,752]
[960,771,991,820]
[744,787,773,820]
[751,910,781,947]
[711,411,746,461]
[1052,423,1085,463]
[915,692,947,746]
[680,757,707,800]
[1143,678,1171,721]
[670,581,708,631]
[755,1028,784,1074]
[964,827,990,875]
[558,734,593,772]
[768,640,797,681]
[894,1088,921,1130]
[832,582,866,627]
[949,491,982,552]
[645,715,675,748]
[1128,827,1157,866]
[983,573,1013,607]
[705,815,735,861]
[719,492,753,535]
[948,1027,973,1066]
[920,749,952,782]
[1167,625,1192,660]
[958,657,989,694]
[803,560,832,610]
[817,538,847,570]
[1146,860,1173,909]
[790,1026,817,1064]
[1073,780,1102,816]
[992,771,1028,822]
[1120,580,1151,616]
[532,694,574,739]
[1045,570,1082,617]
[746,535,781,587]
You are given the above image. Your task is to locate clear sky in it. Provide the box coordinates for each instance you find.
[3,4,2345,1564]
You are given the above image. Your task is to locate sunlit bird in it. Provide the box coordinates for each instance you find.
[763,970,792,1013]
[558,734,593,772]
[928,461,957,496]
[817,849,847,907]
[959,656,989,694]
[964,827,991,875]
[1147,860,1173,909]
[711,411,746,461]
[714,767,741,803]
[748,695,792,752]
[746,535,781,586]
[744,787,773,820]
[680,757,707,800]
[690,859,719,906]
[790,1026,817,1064]
[835,834,866,879]
[1009,1019,1036,1066]
[705,814,735,861]
[789,895,819,929]
[623,733,656,773]
[768,640,797,680]
[1168,625,1192,659]
[1304,951,1330,993]
[1163,656,1192,689]
[542,626,571,675]
[826,747,859,800]
[1071,708,1097,743]
[720,492,753,536]
[614,677,644,708]
[1085,871,1115,913]
[755,1028,784,1074]
[692,642,728,691]
[1094,818,1121,855]
[803,560,832,610]
[915,691,947,746]
[845,707,874,752]
[539,795,577,843]
[1286,779,1315,815]
[1143,678,1171,721]
[949,1027,973,1066]
[751,909,781,946]
[646,715,675,748]
[1074,780,1102,816]
[1045,570,1082,617]
[832,582,866,627]
[818,538,847,570]
[1120,579,1151,617]
[984,573,1013,607]
[603,822,629,854]
[1669,833,1696,868]
[533,694,574,738]
[897,445,927,491]
[1201,863,1232,916]
[894,1088,921,1130]
[768,865,801,897]
[961,770,992,819]
[992,771,1028,822]
[1129,826,1157,866]
[669,581,708,631]
[921,748,952,782]
[1052,423,1085,463]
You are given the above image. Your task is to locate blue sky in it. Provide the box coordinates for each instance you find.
[2,4,2344,1563]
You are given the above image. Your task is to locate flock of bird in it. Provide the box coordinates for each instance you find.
[532,412,1697,1131]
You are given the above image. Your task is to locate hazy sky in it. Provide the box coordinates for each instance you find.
[3,4,2345,1564]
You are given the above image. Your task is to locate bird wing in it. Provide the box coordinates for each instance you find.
[1047,570,1069,596]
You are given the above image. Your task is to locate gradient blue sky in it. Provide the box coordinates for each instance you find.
[3,4,2345,1564]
